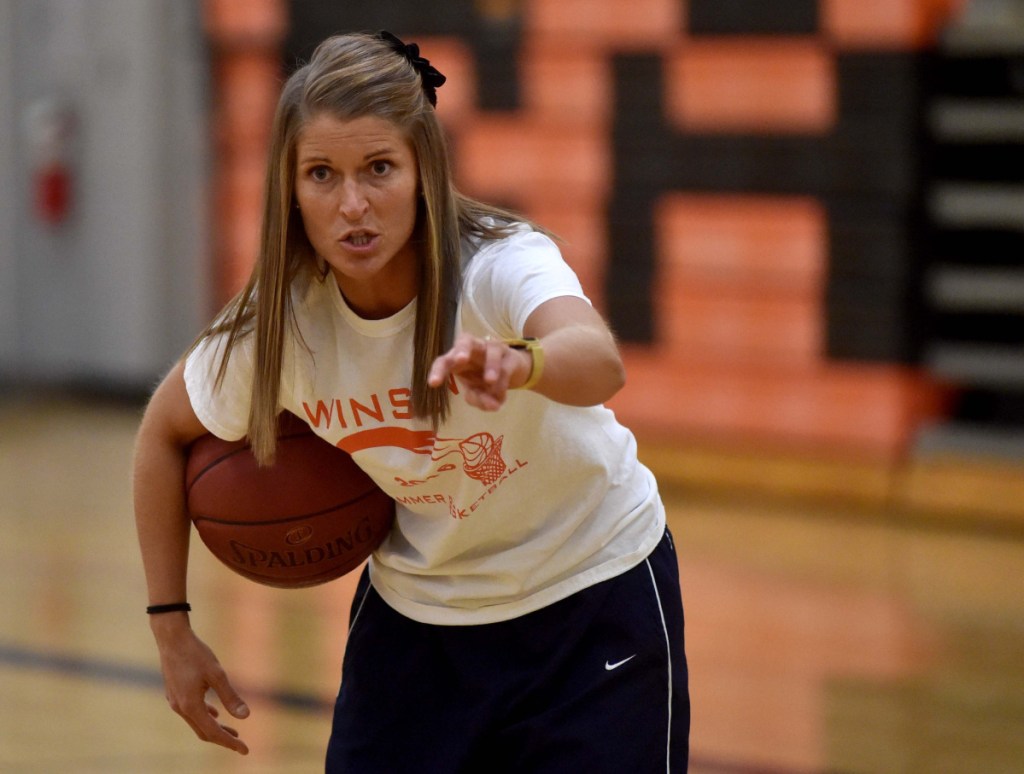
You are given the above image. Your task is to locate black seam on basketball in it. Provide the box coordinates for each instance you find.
[190,486,387,526]
[227,563,367,588]
[185,447,247,496]
[185,429,320,496]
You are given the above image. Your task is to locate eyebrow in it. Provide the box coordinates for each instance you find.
[363,146,397,160]
[297,146,398,164]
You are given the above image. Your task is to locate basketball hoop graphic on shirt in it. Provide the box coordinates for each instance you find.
[433,433,507,486]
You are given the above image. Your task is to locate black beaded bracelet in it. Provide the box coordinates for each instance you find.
[146,602,192,615]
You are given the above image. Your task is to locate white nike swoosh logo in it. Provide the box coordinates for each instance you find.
[605,654,637,671]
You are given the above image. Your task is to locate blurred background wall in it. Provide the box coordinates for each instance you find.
[0,0,210,393]
[3,0,1023,516]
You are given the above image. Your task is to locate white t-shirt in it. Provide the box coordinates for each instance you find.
[185,228,665,625]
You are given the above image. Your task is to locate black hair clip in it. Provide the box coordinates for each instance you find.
[377,30,447,106]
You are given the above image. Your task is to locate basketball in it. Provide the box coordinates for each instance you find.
[184,411,394,588]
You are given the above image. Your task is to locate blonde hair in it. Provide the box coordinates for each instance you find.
[196,32,529,464]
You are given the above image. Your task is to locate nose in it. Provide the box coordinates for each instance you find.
[338,180,369,220]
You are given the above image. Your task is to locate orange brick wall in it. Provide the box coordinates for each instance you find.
[205,0,288,299]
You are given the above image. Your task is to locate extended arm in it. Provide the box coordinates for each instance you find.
[133,360,251,754]
[427,295,625,411]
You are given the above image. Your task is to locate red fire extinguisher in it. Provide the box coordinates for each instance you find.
[26,98,76,226]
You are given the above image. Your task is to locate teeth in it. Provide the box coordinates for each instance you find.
[349,234,371,246]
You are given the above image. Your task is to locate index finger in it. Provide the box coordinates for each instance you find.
[427,333,478,387]
[427,350,456,388]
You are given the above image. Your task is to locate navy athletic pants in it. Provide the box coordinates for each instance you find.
[326,529,689,773]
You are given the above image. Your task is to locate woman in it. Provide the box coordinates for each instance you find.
[134,31,689,772]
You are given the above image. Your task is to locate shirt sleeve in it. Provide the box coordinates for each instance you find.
[467,229,590,335]
[183,331,254,441]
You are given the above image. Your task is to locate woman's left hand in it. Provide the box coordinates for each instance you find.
[427,333,531,411]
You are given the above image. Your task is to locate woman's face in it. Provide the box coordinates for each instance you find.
[294,113,420,319]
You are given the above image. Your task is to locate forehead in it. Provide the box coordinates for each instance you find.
[296,113,413,157]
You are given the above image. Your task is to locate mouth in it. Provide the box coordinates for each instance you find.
[340,229,379,249]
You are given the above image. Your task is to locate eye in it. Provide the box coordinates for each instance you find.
[309,165,331,183]
[370,160,392,176]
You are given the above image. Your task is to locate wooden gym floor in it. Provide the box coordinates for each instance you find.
[1,395,1022,773]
